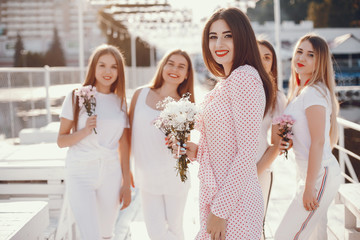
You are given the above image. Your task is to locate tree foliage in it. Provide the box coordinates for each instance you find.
[14,33,24,67]
[45,28,66,66]
[247,0,360,27]
[26,52,45,67]
[98,10,153,67]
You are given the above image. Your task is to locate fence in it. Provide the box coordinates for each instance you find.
[0,66,156,138]
[336,117,360,183]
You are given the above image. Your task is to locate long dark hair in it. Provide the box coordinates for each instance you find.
[257,39,278,113]
[202,8,275,116]
[73,44,127,131]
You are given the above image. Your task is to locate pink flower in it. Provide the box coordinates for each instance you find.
[273,114,296,159]
[286,133,294,140]
[75,85,97,134]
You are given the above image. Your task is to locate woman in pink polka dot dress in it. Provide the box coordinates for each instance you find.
[176,8,275,240]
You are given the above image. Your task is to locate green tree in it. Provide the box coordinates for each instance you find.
[307,0,330,28]
[328,0,359,27]
[45,28,66,66]
[13,33,24,67]
[248,0,311,23]
[26,52,45,67]
[98,10,152,66]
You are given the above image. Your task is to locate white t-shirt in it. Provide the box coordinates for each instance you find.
[255,90,287,163]
[60,90,129,160]
[283,83,335,172]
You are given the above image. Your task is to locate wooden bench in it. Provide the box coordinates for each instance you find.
[0,143,76,240]
[336,183,360,240]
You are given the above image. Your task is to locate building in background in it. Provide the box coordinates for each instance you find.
[0,0,106,66]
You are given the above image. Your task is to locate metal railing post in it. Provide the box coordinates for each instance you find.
[7,72,15,138]
[44,65,51,124]
[29,72,36,128]
[338,124,346,183]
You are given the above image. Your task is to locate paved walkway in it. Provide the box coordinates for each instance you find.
[116,83,345,240]
[0,82,345,240]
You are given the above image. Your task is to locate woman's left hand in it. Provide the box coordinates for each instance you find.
[206,212,226,240]
[279,139,293,155]
[302,186,319,211]
[119,185,132,210]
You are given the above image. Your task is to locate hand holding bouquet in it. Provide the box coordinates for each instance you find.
[75,85,97,134]
[154,93,198,182]
[272,114,295,159]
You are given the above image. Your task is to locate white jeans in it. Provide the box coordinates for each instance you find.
[275,161,341,240]
[66,157,122,240]
[141,190,188,240]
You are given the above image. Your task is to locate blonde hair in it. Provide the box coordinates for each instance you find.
[288,33,339,147]
[149,49,195,102]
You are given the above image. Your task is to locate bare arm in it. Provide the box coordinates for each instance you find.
[303,105,326,211]
[257,124,282,175]
[57,116,96,148]
[118,128,132,209]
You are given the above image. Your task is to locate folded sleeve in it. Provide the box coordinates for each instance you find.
[59,91,74,121]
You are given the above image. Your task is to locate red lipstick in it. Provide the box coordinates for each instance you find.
[215,50,229,57]
[297,63,304,67]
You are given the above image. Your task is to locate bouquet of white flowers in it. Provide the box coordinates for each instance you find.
[75,85,97,134]
[154,93,198,182]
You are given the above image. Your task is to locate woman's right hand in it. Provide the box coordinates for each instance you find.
[171,141,198,161]
[85,115,97,134]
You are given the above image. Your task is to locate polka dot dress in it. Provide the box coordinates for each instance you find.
[195,65,265,239]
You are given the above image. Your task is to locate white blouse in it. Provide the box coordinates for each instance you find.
[255,90,287,163]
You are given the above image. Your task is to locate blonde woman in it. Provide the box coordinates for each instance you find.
[275,34,341,240]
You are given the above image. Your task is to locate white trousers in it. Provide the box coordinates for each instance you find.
[258,170,273,240]
[141,190,188,240]
[275,161,341,240]
[66,157,122,240]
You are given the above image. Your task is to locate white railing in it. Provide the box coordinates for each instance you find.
[336,117,360,183]
[0,66,156,138]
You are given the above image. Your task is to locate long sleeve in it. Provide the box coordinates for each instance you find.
[210,69,265,219]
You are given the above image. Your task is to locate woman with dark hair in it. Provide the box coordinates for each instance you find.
[174,7,275,239]
[57,44,131,240]
[256,39,287,240]
[129,49,195,240]
[275,33,341,240]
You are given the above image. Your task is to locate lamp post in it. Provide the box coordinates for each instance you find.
[77,0,85,82]
[274,0,283,90]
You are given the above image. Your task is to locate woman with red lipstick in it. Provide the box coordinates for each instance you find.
[275,34,341,240]
[256,39,287,240]
[57,44,132,240]
[129,49,195,240]
[173,8,275,240]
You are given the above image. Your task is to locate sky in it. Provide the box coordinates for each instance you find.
[168,0,256,23]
